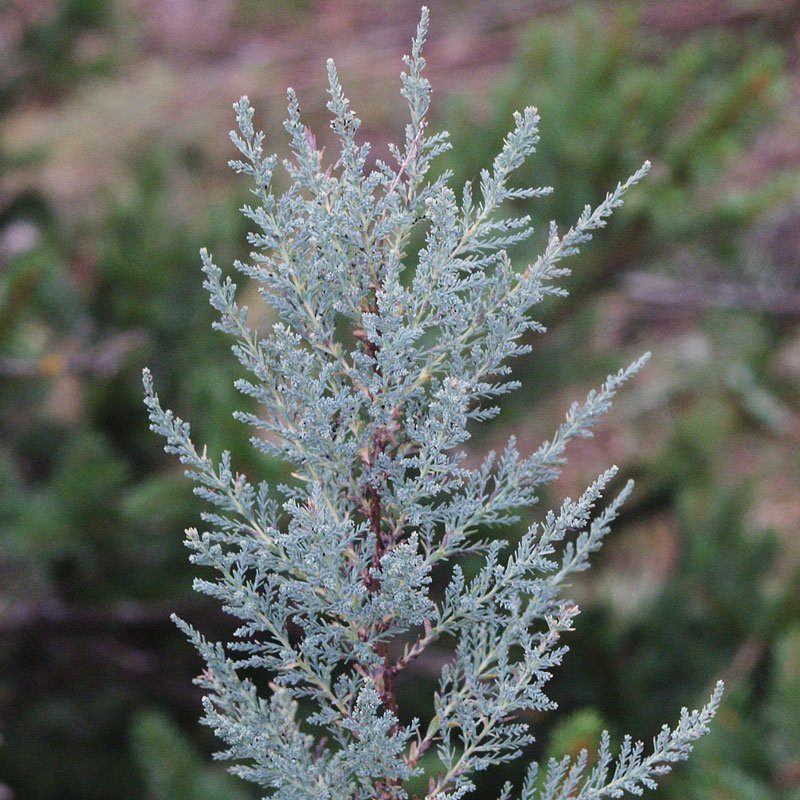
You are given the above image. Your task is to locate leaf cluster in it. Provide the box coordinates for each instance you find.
[144,9,722,800]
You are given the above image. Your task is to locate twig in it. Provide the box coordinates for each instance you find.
[626,272,800,318]
[0,330,146,377]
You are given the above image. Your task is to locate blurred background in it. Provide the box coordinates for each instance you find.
[2,0,800,798]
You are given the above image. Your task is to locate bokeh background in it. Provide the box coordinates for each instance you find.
[2,1,800,798]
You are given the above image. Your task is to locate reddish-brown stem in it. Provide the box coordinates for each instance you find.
[356,302,405,800]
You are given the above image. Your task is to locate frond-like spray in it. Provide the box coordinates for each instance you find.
[144,8,721,799]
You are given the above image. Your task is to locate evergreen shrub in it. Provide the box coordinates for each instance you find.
[144,9,722,799]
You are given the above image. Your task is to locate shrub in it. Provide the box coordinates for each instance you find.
[144,9,722,799]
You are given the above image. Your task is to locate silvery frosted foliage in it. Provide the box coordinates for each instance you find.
[142,8,722,800]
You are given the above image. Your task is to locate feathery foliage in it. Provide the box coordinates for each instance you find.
[143,9,722,799]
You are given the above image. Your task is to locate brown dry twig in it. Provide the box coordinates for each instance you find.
[626,272,800,319]
[0,330,146,378]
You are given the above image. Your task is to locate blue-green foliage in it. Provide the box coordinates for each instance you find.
[144,9,722,799]
[132,709,252,800]
[439,5,783,291]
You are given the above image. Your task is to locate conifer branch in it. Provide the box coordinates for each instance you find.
[144,8,722,799]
